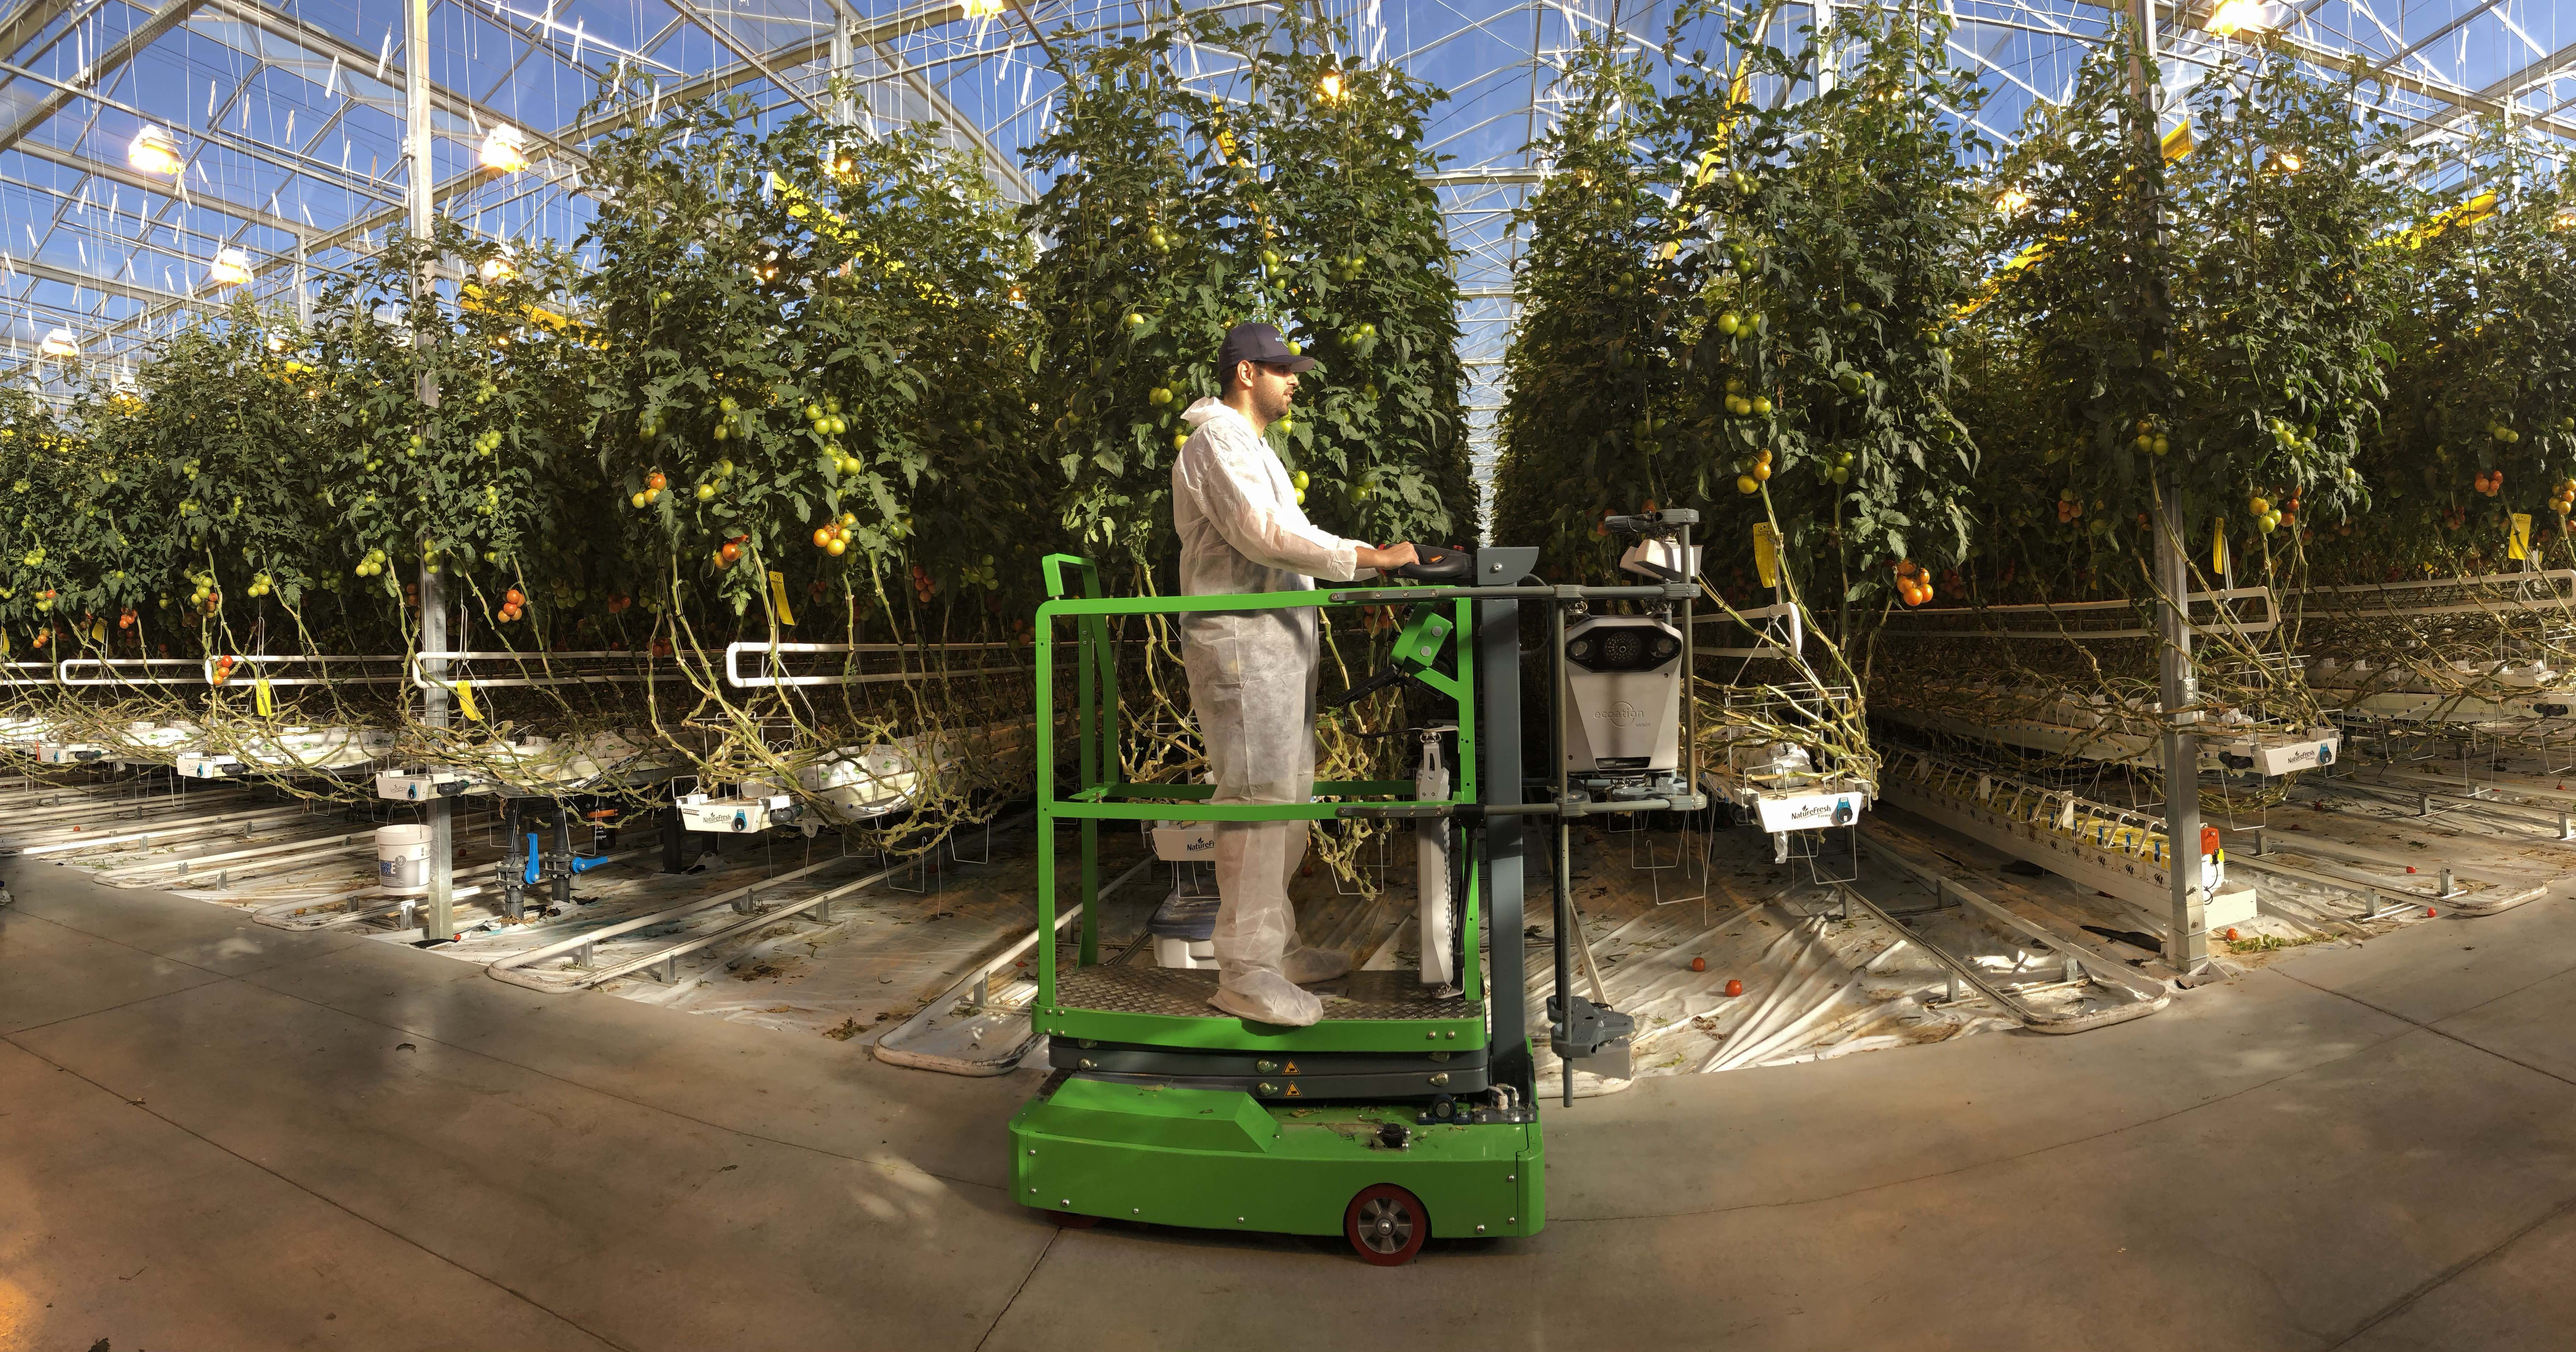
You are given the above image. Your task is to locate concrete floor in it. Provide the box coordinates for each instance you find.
[5,860,2576,1352]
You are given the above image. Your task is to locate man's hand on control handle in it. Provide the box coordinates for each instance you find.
[1356,542,1419,572]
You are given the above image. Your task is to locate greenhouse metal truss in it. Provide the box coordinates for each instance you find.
[0,0,2569,486]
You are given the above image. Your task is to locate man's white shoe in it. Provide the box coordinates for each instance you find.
[1208,969,1323,1026]
[1281,945,1351,984]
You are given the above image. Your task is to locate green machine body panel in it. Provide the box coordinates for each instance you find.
[1010,1077,1544,1239]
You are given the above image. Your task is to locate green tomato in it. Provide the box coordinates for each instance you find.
[1291,469,1310,491]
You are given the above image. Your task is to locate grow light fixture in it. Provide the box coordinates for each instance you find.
[2276,151,2302,172]
[481,124,530,174]
[38,328,78,358]
[2204,0,2272,37]
[127,124,182,176]
[961,0,1004,17]
[1996,187,2032,216]
[2557,206,2576,232]
[1318,71,1344,101]
[208,247,252,287]
[479,251,517,282]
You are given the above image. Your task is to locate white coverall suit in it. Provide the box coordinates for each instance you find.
[1173,397,1367,1026]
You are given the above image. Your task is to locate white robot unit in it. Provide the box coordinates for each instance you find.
[677,790,800,834]
[1559,614,1687,784]
[374,767,483,802]
[2208,723,2342,777]
[176,750,243,779]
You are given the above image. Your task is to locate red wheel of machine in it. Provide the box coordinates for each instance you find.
[1343,1184,1428,1266]
[1046,1211,1100,1229]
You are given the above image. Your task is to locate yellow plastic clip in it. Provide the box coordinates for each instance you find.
[2211,517,2227,574]
[253,678,274,717]
[452,680,484,723]
[2512,513,2533,561]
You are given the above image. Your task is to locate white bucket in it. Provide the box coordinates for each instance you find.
[376,823,435,895]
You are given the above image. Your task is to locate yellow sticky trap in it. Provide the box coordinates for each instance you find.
[767,570,798,627]
[452,681,484,723]
[2160,119,2194,162]
[1752,523,1781,589]
[253,678,274,717]
[2512,512,2532,561]
[2212,517,2228,574]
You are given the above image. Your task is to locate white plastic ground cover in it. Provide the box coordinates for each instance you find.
[1531,889,2021,1100]
[616,853,1050,1039]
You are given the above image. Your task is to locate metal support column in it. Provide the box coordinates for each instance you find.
[293,235,311,327]
[407,0,451,942]
[830,7,856,127]
[2131,0,2205,974]
[1814,0,1835,96]
[1478,580,1530,1091]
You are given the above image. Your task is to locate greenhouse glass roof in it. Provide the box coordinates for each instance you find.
[1,0,2570,480]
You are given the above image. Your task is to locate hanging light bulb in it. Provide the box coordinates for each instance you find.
[38,328,78,358]
[480,124,530,174]
[208,247,252,287]
[127,124,182,176]
[2204,0,2272,37]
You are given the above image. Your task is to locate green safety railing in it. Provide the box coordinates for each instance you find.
[1030,553,1484,1050]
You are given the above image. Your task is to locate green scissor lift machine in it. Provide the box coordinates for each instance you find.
[1010,513,1707,1264]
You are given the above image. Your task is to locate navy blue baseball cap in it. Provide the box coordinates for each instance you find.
[1217,321,1317,377]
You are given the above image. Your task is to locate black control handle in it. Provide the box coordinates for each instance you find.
[1390,544,1473,583]
[1321,665,1407,710]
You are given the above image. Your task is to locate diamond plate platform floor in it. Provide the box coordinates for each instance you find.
[1056,964,1479,1021]
[9,855,2576,1351]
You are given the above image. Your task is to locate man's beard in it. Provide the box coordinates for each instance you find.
[1257,385,1294,425]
